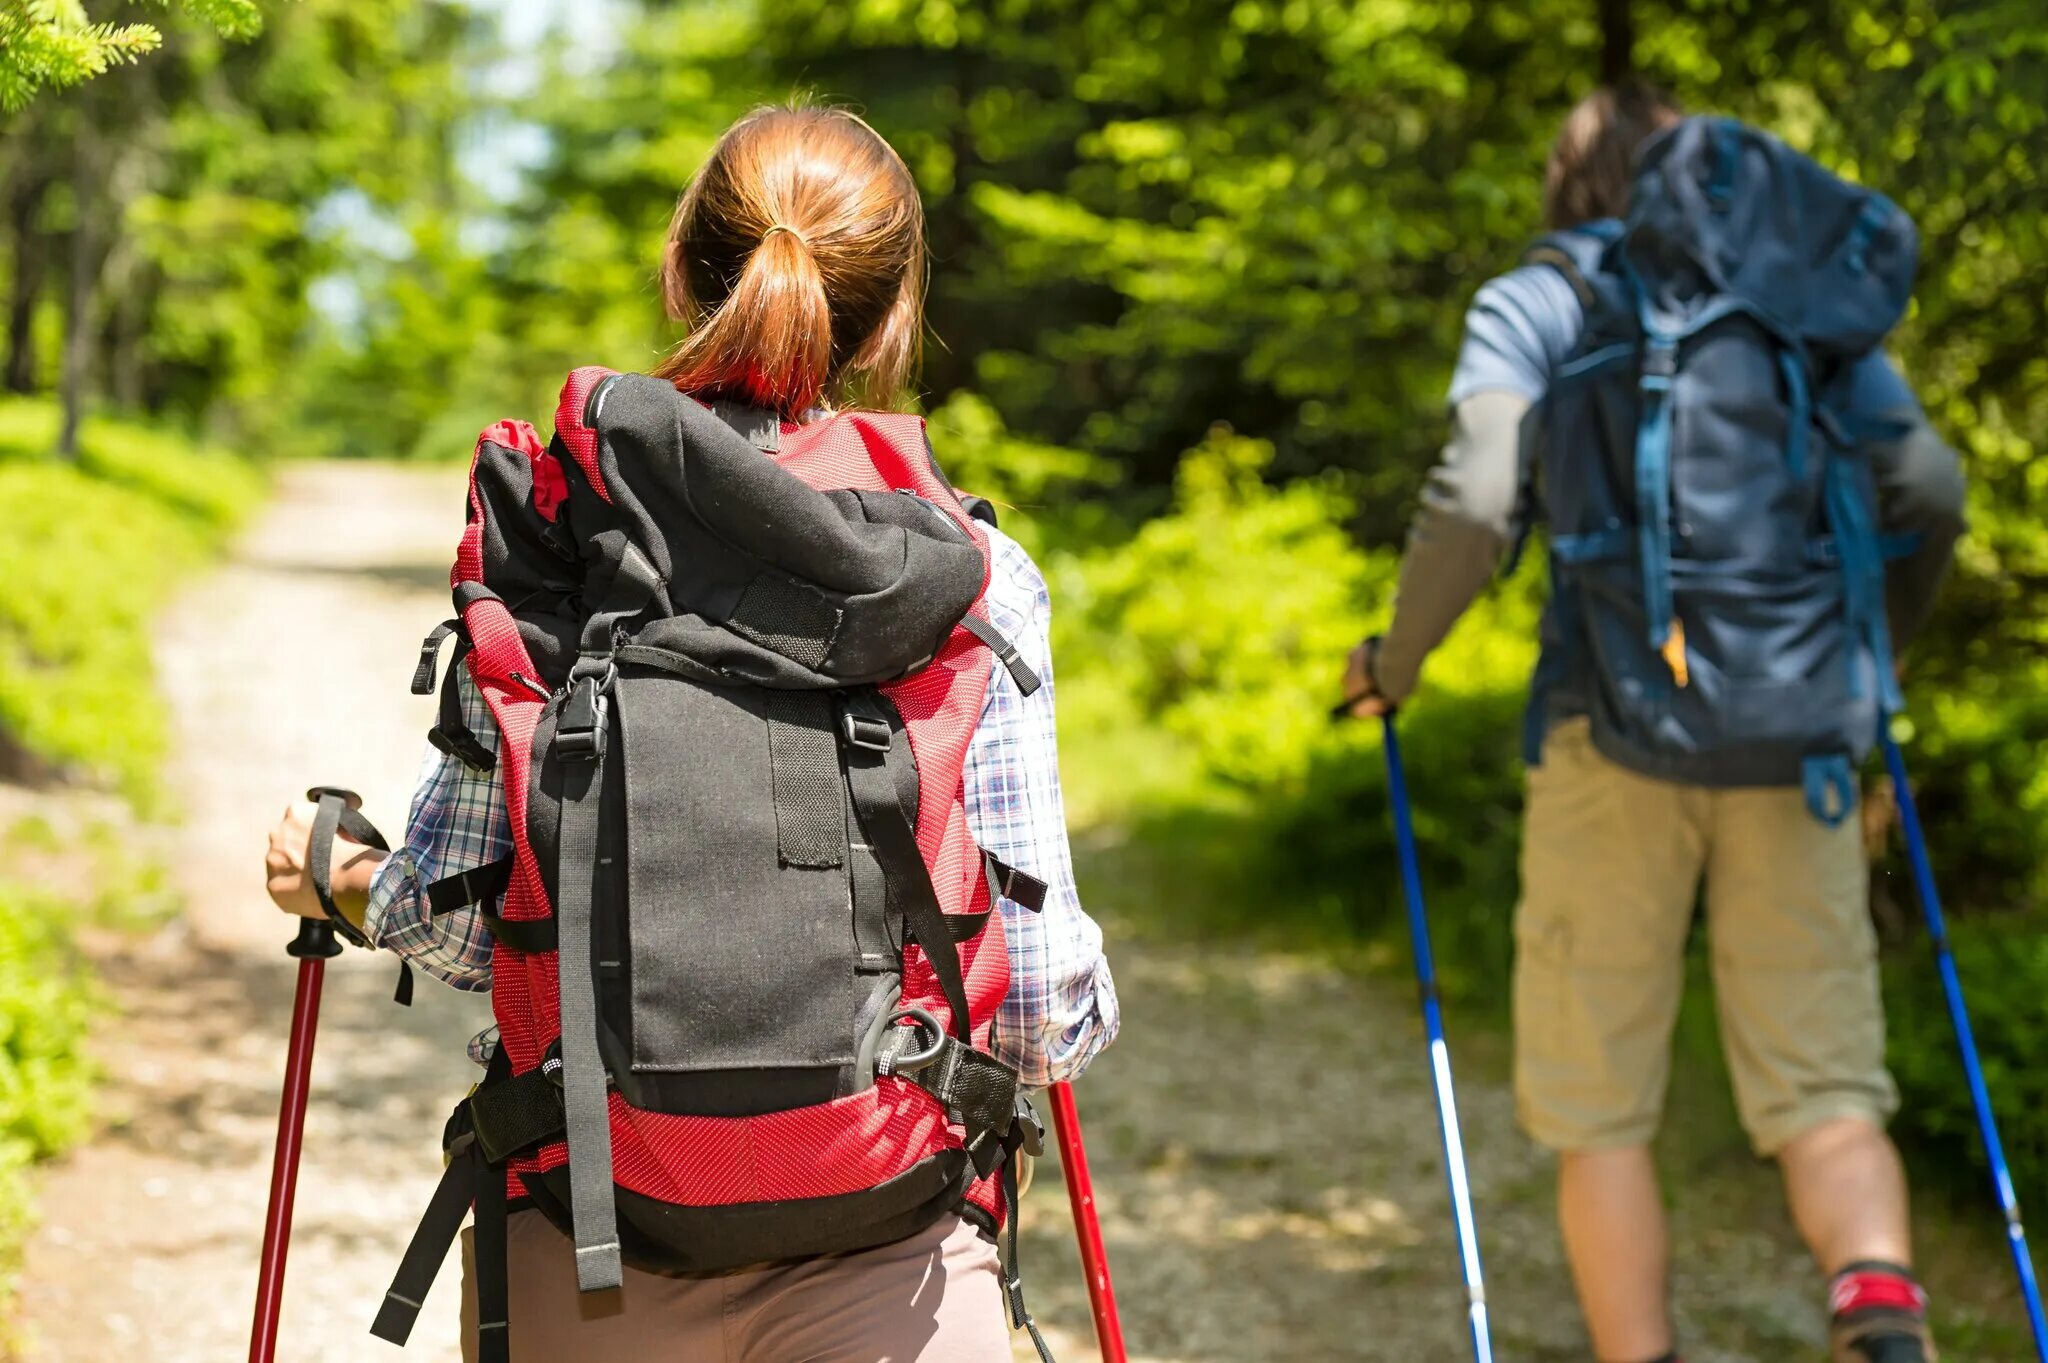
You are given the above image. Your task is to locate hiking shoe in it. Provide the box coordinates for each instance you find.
[1830,1260,1935,1363]
[1831,1313,1934,1363]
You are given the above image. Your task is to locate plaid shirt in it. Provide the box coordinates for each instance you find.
[365,524,1119,1087]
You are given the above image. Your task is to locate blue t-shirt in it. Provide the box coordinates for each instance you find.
[1446,263,1921,415]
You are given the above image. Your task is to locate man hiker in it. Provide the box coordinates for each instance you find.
[1340,84,1967,1363]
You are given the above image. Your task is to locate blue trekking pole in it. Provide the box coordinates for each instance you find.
[1883,732,2048,1356]
[1381,715,1495,1362]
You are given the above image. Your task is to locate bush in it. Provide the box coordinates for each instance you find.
[1046,427,1537,1000]
[0,399,262,801]
[0,882,98,1310]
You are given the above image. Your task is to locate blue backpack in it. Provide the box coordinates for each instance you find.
[1523,116,1920,823]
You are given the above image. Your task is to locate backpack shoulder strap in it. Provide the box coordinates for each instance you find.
[1522,221,1623,313]
[552,366,621,504]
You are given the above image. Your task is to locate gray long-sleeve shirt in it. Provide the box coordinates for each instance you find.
[1374,265,1967,704]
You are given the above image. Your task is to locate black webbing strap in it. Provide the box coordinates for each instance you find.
[428,641,497,774]
[982,849,1048,913]
[473,1155,510,1363]
[426,856,515,918]
[480,902,557,953]
[874,1028,1020,1178]
[762,691,847,869]
[369,1138,480,1347]
[553,688,623,1292]
[306,786,386,949]
[392,960,415,1007]
[1001,1151,1057,1363]
[848,806,895,970]
[841,693,974,1044]
[960,613,1042,697]
[945,909,993,943]
[371,1048,541,1354]
[412,619,463,695]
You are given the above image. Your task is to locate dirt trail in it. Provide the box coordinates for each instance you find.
[15,464,490,1363]
[10,464,1955,1363]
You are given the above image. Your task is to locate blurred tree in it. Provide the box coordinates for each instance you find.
[0,0,472,456]
[0,0,259,113]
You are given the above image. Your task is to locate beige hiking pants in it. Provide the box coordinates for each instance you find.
[459,1210,1010,1362]
[1514,719,1900,1155]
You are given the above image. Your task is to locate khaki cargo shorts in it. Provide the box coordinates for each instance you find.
[1514,719,1899,1156]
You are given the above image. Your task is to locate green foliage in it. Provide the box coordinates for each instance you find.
[1048,430,1537,990]
[0,880,98,1310]
[1060,429,1380,793]
[0,399,260,801]
[1887,918,2048,1206]
[0,0,260,112]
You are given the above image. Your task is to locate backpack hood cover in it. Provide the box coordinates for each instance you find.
[473,370,987,694]
[1625,117,1918,359]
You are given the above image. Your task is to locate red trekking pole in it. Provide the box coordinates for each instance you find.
[1048,1081,1127,1363]
[249,915,342,1363]
[250,786,381,1363]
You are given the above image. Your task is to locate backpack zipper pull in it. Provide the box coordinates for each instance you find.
[1661,618,1690,688]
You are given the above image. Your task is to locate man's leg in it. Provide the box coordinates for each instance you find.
[1708,785,1927,1360]
[1780,1116,1913,1272]
[1514,720,1709,1362]
[1559,1144,1675,1361]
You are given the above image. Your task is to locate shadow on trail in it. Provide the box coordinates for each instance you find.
[89,930,483,1175]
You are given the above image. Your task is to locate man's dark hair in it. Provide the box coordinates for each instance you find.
[1543,80,1685,229]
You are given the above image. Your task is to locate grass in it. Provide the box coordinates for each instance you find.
[0,398,257,1325]
[0,877,100,1320]
[0,398,263,807]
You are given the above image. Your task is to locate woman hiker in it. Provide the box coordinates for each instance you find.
[263,103,1120,1363]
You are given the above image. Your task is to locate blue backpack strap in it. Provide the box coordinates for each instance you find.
[1705,117,1744,211]
[1802,753,1857,828]
[1777,351,1811,482]
[1845,192,1897,276]
[1821,441,1905,716]
[1618,251,1680,660]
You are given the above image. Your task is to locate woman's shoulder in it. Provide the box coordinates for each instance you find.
[978,522,1050,635]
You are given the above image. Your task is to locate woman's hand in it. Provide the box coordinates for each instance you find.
[264,800,384,929]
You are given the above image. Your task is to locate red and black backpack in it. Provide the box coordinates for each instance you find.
[365,369,1054,1361]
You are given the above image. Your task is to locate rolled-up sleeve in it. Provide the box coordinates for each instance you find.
[363,671,507,991]
[964,529,1120,1088]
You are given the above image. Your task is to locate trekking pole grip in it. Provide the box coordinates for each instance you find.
[288,917,344,960]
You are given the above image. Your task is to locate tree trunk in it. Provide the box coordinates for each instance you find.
[57,118,96,460]
[5,184,47,394]
[1600,0,1635,84]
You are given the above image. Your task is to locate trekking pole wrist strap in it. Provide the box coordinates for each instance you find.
[305,786,386,949]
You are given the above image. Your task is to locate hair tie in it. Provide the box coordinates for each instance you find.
[761,223,809,250]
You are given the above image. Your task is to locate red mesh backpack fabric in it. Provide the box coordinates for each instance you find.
[372,370,1051,1363]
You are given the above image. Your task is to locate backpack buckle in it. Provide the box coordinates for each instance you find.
[874,1008,947,1078]
[841,712,893,753]
[557,670,612,762]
